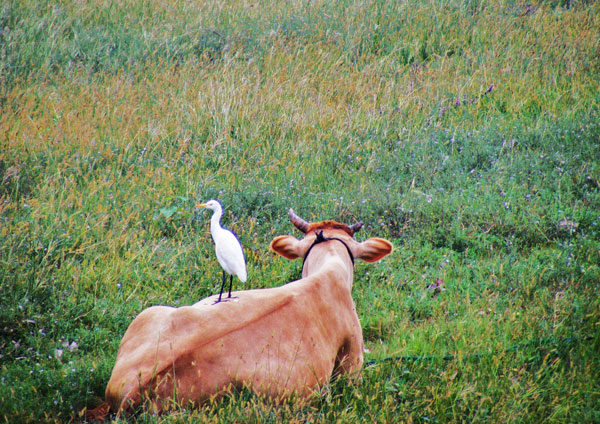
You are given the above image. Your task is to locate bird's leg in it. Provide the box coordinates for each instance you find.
[217,270,226,303]
[228,275,233,298]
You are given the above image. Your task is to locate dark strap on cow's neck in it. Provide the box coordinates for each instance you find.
[301,230,355,273]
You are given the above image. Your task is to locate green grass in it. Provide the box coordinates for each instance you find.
[1,0,599,422]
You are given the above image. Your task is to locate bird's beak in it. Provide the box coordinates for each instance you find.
[195,203,207,209]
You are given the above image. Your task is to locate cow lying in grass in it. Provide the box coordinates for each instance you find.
[94,209,392,417]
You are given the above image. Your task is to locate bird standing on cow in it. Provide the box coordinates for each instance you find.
[97,207,393,417]
[195,199,247,303]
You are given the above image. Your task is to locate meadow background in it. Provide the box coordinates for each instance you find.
[1,0,599,422]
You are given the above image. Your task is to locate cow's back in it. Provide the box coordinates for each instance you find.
[105,269,361,412]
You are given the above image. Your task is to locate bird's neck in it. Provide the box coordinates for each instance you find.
[210,209,223,235]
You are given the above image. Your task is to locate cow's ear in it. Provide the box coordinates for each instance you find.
[270,235,304,260]
[355,237,393,262]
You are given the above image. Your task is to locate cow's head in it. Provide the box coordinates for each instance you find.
[270,209,393,267]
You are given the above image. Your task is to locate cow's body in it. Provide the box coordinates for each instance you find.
[103,211,392,415]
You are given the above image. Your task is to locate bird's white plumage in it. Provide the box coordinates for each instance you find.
[212,223,247,282]
[196,199,247,283]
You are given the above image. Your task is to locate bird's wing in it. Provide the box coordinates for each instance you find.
[215,229,247,282]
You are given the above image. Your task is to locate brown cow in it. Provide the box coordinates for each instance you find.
[99,209,392,416]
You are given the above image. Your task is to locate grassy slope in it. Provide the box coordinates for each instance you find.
[1,0,599,422]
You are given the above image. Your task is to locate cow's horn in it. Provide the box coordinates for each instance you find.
[348,222,364,235]
[288,209,311,233]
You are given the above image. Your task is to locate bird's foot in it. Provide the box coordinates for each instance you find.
[213,297,239,305]
[213,297,237,305]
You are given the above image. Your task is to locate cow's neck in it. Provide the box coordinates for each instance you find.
[301,238,354,291]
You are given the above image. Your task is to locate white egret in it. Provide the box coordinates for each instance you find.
[195,199,247,303]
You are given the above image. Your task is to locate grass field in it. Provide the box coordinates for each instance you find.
[1,0,599,422]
